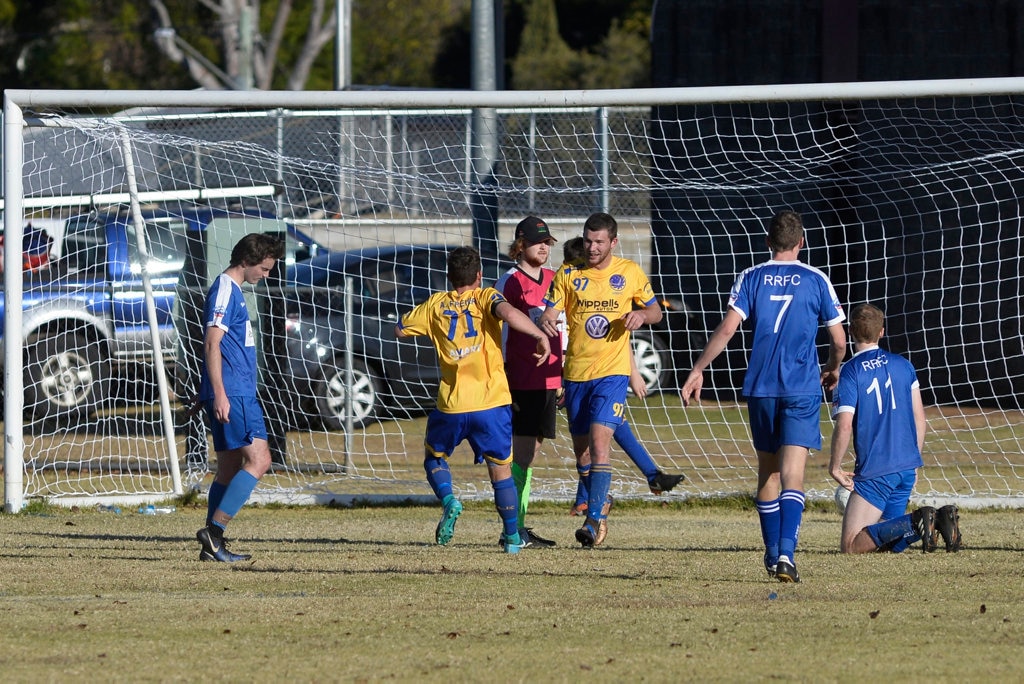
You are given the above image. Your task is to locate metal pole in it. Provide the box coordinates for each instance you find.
[118,129,183,496]
[238,5,254,89]
[3,97,26,513]
[335,0,352,91]
[343,276,355,473]
[470,0,500,277]
[598,106,610,214]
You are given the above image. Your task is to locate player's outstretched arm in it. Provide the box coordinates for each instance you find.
[497,301,551,365]
[829,411,855,490]
[820,321,847,391]
[911,384,927,454]
[628,351,648,400]
[621,301,663,330]
[538,305,562,338]
[680,310,741,406]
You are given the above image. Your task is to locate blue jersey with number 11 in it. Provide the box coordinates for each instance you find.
[832,345,923,479]
[729,259,844,398]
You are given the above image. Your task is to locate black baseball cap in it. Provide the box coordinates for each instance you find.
[515,216,557,244]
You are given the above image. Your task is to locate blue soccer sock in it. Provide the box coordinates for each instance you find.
[492,476,520,537]
[587,464,613,521]
[614,421,659,481]
[212,470,260,529]
[866,514,917,552]
[575,463,591,508]
[778,489,806,560]
[424,456,453,501]
[206,480,228,526]
[755,497,781,562]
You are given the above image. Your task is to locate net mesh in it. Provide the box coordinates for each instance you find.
[6,90,1024,506]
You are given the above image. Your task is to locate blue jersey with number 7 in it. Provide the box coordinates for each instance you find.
[729,259,845,398]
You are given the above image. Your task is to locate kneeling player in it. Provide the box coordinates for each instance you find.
[829,303,961,553]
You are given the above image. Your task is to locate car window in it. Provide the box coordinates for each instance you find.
[361,258,412,304]
[126,218,189,275]
[355,250,445,306]
[59,216,106,276]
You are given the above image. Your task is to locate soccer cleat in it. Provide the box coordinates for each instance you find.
[913,506,938,553]
[649,471,685,495]
[434,497,462,544]
[774,555,800,583]
[570,502,588,516]
[496,529,535,549]
[196,527,251,563]
[764,552,778,578]
[593,495,614,546]
[522,527,556,548]
[500,532,529,554]
[936,505,962,552]
[575,522,597,548]
[199,547,252,563]
[435,498,463,546]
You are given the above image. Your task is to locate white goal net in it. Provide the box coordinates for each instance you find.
[4,81,1024,511]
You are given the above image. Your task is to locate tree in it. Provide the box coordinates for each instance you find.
[510,0,577,89]
[354,0,470,88]
[149,0,336,90]
[510,0,649,90]
[0,1,193,91]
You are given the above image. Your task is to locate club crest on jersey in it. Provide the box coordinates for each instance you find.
[585,314,611,339]
[610,274,626,291]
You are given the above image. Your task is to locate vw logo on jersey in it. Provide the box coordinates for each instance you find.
[585,314,611,339]
[610,274,626,291]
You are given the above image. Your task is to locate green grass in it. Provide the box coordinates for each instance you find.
[2,501,1023,682]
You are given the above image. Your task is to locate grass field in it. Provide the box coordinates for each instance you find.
[2,499,1023,682]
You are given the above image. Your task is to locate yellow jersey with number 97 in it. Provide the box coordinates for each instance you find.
[545,256,656,382]
[397,286,510,413]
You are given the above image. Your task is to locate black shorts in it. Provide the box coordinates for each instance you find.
[510,388,559,439]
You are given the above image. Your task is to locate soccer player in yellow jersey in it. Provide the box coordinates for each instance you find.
[539,213,663,547]
[396,246,551,553]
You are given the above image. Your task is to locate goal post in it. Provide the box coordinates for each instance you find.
[5,78,1024,512]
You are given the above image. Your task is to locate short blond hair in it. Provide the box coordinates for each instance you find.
[848,303,885,344]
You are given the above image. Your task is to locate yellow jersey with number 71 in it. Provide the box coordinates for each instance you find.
[397,286,511,413]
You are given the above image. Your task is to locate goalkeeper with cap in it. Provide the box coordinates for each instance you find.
[829,303,961,554]
[495,216,563,548]
[680,210,846,583]
[396,246,551,553]
[195,233,285,562]
[539,212,663,548]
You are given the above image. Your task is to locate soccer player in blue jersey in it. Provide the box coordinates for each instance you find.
[195,233,285,563]
[539,213,663,548]
[681,210,847,582]
[829,303,961,553]
[396,246,551,554]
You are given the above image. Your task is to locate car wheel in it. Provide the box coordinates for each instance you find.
[630,330,671,394]
[313,357,383,430]
[24,330,106,424]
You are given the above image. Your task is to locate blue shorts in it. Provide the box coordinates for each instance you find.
[854,469,917,519]
[205,395,268,452]
[424,405,513,466]
[564,376,628,436]
[747,395,822,453]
